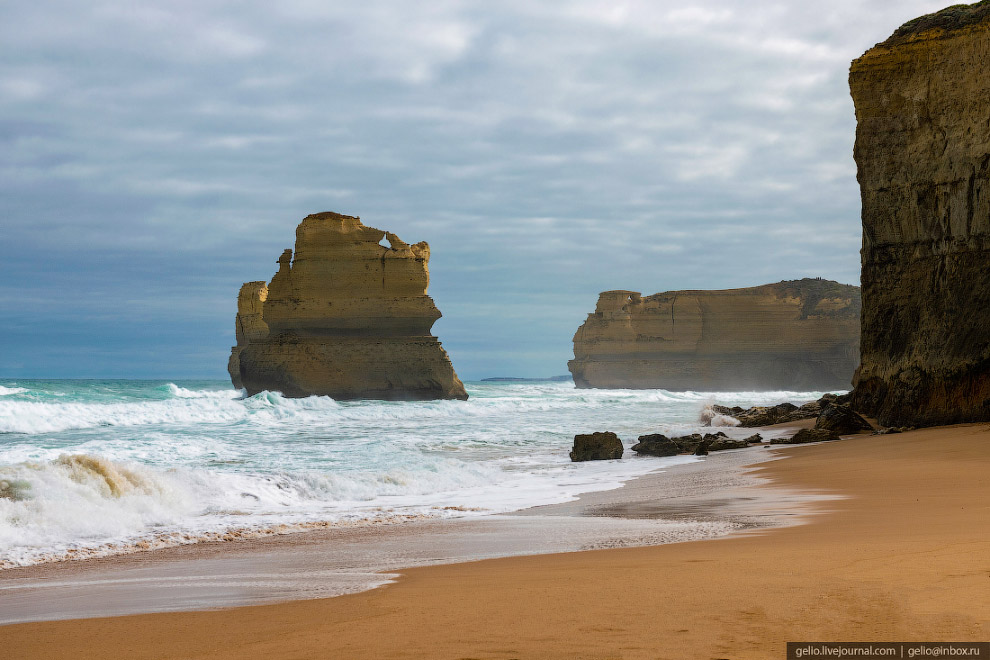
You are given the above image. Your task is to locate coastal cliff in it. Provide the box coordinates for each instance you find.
[227,212,467,400]
[849,3,990,426]
[568,279,860,391]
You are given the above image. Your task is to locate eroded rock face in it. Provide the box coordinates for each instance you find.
[228,212,467,400]
[569,279,860,391]
[227,281,269,390]
[849,4,990,426]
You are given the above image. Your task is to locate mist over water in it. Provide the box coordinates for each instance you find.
[0,379,833,567]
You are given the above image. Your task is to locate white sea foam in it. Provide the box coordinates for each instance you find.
[164,383,245,399]
[0,386,27,396]
[0,450,690,567]
[0,380,836,568]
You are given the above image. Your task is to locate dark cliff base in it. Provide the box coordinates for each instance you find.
[570,356,854,392]
[853,365,990,427]
[852,246,990,426]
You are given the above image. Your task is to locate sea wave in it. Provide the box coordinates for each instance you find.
[0,386,27,396]
[0,380,827,568]
[0,383,827,435]
[0,451,497,566]
[0,449,685,567]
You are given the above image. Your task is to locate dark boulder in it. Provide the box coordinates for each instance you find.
[570,432,624,461]
[815,404,872,435]
[631,433,682,457]
[706,436,750,451]
[731,402,799,427]
[770,428,840,444]
[778,400,823,423]
[743,433,763,444]
[678,432,727,453]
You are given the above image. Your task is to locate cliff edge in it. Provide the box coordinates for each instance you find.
[568,279,860,391]
[849,3,990,426]
[227,212,467,400]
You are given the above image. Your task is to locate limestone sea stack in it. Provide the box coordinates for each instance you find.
[849,3,990,426]
[227,212,468,400]
[568,279,860,391]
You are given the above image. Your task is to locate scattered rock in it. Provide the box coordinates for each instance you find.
[716,393,865,428]
[570,432,624,462]
[634,430,752,456]
[770,428,840,445]
[743,433,763,444]
[874,426,914,435]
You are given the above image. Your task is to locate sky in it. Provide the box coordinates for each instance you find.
[0,0,953,380]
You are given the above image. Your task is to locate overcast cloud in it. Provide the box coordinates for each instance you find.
[0,0,951,379]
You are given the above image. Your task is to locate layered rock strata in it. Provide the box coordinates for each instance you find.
[569,279,860,391]
[227,212,467,400]
[849,3,990,426]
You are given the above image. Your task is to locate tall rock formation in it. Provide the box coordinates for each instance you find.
[228,212,467,400]
[568,279,860,391]
[227,281,269,390]
[849,3,990,426]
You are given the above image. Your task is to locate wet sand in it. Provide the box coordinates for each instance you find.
[4,423,989,659]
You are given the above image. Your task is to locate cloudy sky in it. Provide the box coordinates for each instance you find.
[0,0,950,380]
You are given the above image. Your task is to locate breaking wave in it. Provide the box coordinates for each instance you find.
[0,449,687,567]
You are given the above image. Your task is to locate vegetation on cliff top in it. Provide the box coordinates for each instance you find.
[888,1,990,43]
[774,278,861,320]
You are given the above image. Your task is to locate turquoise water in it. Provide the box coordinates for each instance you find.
[0,379,830,567]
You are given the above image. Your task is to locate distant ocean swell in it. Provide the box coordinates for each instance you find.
[0,380,831,568]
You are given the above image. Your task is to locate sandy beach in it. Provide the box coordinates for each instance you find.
[3,422,988,659]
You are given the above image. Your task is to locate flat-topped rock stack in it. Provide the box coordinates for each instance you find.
[849,3,990,426]
[568,279,860,391]
[228,212,467,400]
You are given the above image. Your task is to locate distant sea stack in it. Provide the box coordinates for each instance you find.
[568,279,860,391]
[849,3,990,426]
[228,212,467,400]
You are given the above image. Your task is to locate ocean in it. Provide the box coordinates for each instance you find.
[0,379,833,568]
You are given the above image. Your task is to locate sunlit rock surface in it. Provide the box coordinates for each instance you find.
[568,279,860,391]
[228,212,467,400]
[849,3,990,426]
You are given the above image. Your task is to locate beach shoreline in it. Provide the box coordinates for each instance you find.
[0,425,824,624]
[3,422,987,659]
